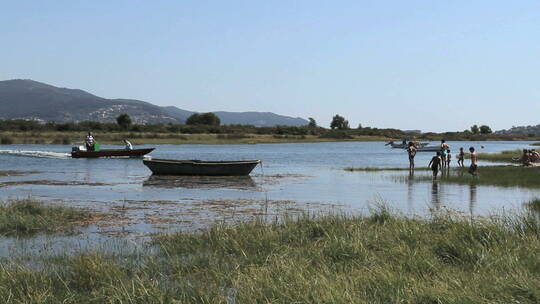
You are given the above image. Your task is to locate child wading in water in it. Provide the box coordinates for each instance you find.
[407,141,417,170]
[446,149,451,167]
[440,140,449,168]
[457,147,465,167]
[468,147,478,176]
[428,152,443,179]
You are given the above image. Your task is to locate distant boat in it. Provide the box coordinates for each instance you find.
[143,158,261,176]
[415,146,442,152]
[71,147,154,158]
[386,141,429,149]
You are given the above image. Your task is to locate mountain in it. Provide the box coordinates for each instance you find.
[0,79,309,126]
[496,125,540,136]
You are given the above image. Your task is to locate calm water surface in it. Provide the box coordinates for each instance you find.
[0,141,538,255]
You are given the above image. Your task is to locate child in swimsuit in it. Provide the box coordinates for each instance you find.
[440,140,449,168]
[407,141,417,170]
[457,147,465,167]
[446,149,451,167]
[429,152,442,178]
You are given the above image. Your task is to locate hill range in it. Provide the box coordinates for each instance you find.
[0,79,308,126]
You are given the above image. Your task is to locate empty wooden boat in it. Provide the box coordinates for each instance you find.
[143,158,261,176]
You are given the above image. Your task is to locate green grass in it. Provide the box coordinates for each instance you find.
[0,131,391,145]
[344,167,429,171]
[410,166,540,188]
[1,207,539,303]
[0,200,90,236]
[464,149,522,163]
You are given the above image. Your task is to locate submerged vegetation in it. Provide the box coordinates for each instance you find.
[0,200,90,236]
[344,167,429,172]
[0,208,539,302]
[409,166,540,188]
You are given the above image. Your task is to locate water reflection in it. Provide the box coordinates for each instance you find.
[431,180,441,210]
[143,175,258,190]
[407,171,414,212]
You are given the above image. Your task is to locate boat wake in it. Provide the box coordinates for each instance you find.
[0,150,71,159]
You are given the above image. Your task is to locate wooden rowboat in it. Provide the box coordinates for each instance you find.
[143,158,261,176]
[71,148,155,158]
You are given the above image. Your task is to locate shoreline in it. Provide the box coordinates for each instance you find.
[1,131,539,145]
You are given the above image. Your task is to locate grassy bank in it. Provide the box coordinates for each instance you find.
[462,149,522,163]
[410,166,540,188]
[0,200,90,236]
[344,167,429,172]
[1,207,539,303]
[0,131,392,145]
[343,166,431,172]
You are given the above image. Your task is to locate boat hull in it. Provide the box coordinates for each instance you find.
[416,146,442,152]
[389,143,429,149]
[71,148,155,158]
[143,158,261,176]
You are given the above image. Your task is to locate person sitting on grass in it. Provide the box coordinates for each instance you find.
[457,147,465,167]
[407,141,417,170]
[515,149,533,166]
[124,139,133,150]
[530,149,540,163]
[446,149,452,168]
[468,147,478,176]
[428,152,443,179]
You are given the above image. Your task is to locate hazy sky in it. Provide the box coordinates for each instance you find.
[1,1,539,131]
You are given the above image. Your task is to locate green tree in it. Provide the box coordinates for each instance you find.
[479,125,492,134]
[470,124,479,134]
[330,115,350,130]
[186,112,221,126]
[116,113,132,129]
[308,117,317,128]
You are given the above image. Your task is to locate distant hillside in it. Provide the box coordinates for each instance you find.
[0,79,308,126]
[213,111,308,127]
[496,125,540,136]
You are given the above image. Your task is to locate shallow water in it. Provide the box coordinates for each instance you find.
[0,141,538,256]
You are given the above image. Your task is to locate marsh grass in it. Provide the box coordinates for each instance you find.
[1,207,539,303]
[409,166,540,188]
[344,167,429,172]
[0,200,90,236]
[465,149,521,163]
[0,131,390,145]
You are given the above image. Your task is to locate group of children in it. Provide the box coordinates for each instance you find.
[515,149,540,166]
[407,139,478,178]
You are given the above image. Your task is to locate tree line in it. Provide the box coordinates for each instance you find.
[0,112,505,140]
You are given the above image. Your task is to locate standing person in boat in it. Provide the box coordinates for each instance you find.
[85,132,95,151]
[457,147,465,167]
[468,147,478,176]
[407,141,417,170]
[123,139,133,150]
[428,152,443,179]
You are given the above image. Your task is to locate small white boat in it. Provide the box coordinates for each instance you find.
[386,141,429,149]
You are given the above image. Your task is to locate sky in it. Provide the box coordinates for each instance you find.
[1,1,539,132]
